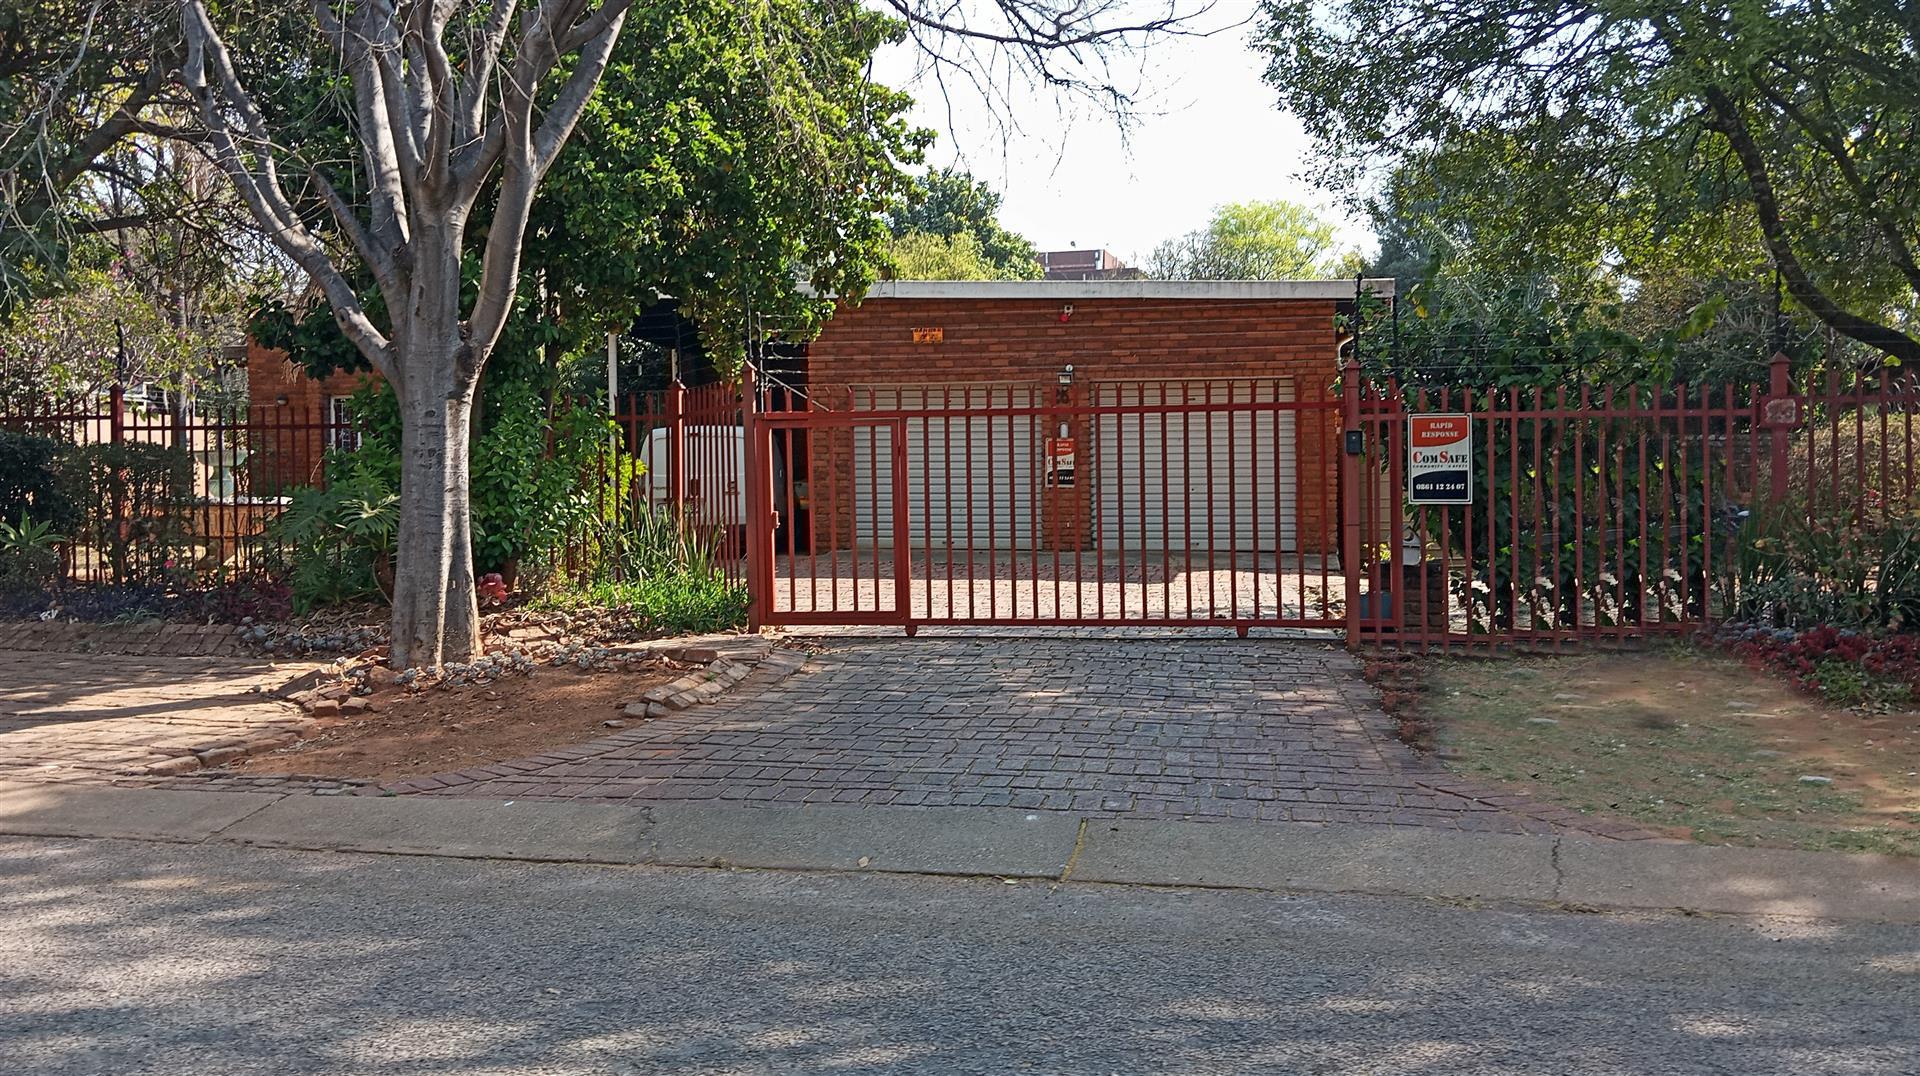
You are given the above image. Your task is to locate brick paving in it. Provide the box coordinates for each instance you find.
[405,636,1652,839]
[0,649,318,785]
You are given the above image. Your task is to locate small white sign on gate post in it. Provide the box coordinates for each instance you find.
[1408,414,1472,504]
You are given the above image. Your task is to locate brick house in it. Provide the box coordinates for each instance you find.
[242,280,1394,561]
[801,279,1393,557]
[245,338,369,493]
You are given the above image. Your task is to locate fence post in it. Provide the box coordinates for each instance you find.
[666,380,688,513]
[742,366,769,632]
[1341,371,1363,649]
[1767,351,1792,501]
[108,383,126,445]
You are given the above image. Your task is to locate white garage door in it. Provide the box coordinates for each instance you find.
[1095,379,1297,552]
[853,384,1040,549]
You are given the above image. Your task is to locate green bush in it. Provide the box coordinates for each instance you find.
[1732,499,1920,631]
[330,381,638,581]
[0,430,76,533]
[53,442,191,586]
[272,452,397,612]
[544,508,748,636]
[0,511,66,595]
[560,573,750,637]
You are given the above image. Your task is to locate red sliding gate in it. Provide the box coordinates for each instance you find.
[742,368,1348,634]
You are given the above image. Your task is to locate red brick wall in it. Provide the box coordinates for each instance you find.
[245,341,374,493]
[803,296,1345,554]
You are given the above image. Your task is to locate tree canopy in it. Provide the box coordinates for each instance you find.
[256,0,927,383]
[885,230,1014,280]
[1146,200,1358,280]
[1256,0,1920,365]
[886,167,1040,279]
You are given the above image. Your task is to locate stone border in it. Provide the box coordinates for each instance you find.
[378,640,809,796]
[133,633,799,782]
[0,620,249,658]
[131,711,318,778]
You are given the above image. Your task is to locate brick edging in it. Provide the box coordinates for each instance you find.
[377,645,810,796]
[128,710,316,778]
[0,620,250,658]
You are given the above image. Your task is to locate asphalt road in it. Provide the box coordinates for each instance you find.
[3,836,1917,1076]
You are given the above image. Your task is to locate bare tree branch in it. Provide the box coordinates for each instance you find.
[469,1,629,354]
[456,0,520,147]
[1702,83,1920,366]
[179,0,397,381]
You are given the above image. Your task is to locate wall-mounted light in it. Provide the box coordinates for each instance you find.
[274,394,289,406]
[1057,364,1075,386]
[1059,303,1074,323]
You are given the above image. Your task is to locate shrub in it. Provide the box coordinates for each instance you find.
[172,575,294,624]
[1723,623,1919,707]
[0,430,76,532]
[543,508,748,636]
[562,573,750,637]
[334,380,638,581]
[0,511,67,595]
[1732,498,1920,631]
[52,442,191,586]
[272,459,397,612]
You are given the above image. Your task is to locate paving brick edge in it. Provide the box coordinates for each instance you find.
[0,620,251,658]
[376,643,810,796]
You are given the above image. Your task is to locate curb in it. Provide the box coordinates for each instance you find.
[4,781,1918,925]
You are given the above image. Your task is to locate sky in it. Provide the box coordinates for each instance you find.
[868,9,1372,268]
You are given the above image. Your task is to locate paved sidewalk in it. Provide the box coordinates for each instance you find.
[3,783,1916,922]
[397,636,1643,838]
[0,650,313,784]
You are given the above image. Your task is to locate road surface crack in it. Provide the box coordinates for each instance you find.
[1058,818,1089,882]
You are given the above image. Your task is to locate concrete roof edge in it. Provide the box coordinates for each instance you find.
[806,279,1396,302]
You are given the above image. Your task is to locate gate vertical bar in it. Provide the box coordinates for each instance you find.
[1341,372,1362,648]
[743,366,770,631]
[892,418,913,632]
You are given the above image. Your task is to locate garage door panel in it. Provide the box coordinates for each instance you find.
[853,385,1039,549]
[1096,380,1298,552]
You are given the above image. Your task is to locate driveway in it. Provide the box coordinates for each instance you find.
[401,636,1645,838]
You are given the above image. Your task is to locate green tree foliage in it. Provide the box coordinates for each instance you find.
[254,0,926,385]
[1257,0,1920,364]
[514,0,929,370]
[0,267,224,404]
[1147,200,1360,280]
[0,0,182,302]
[886,167,1041,280]
[885,231,1019,280]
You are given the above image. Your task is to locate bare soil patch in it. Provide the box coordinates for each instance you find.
[1418,648,1920,855]
[232,666,679,784]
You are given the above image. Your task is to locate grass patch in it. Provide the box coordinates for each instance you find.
[1424,646,1920,856]
[540,572,748,638]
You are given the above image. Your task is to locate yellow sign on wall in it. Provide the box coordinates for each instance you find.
[911,327,944,344]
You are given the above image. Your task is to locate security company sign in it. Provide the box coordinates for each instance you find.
[1408,414,1472,504]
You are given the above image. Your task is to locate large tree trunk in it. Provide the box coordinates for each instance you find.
[391,381,482,668]
[389,242,484,670]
